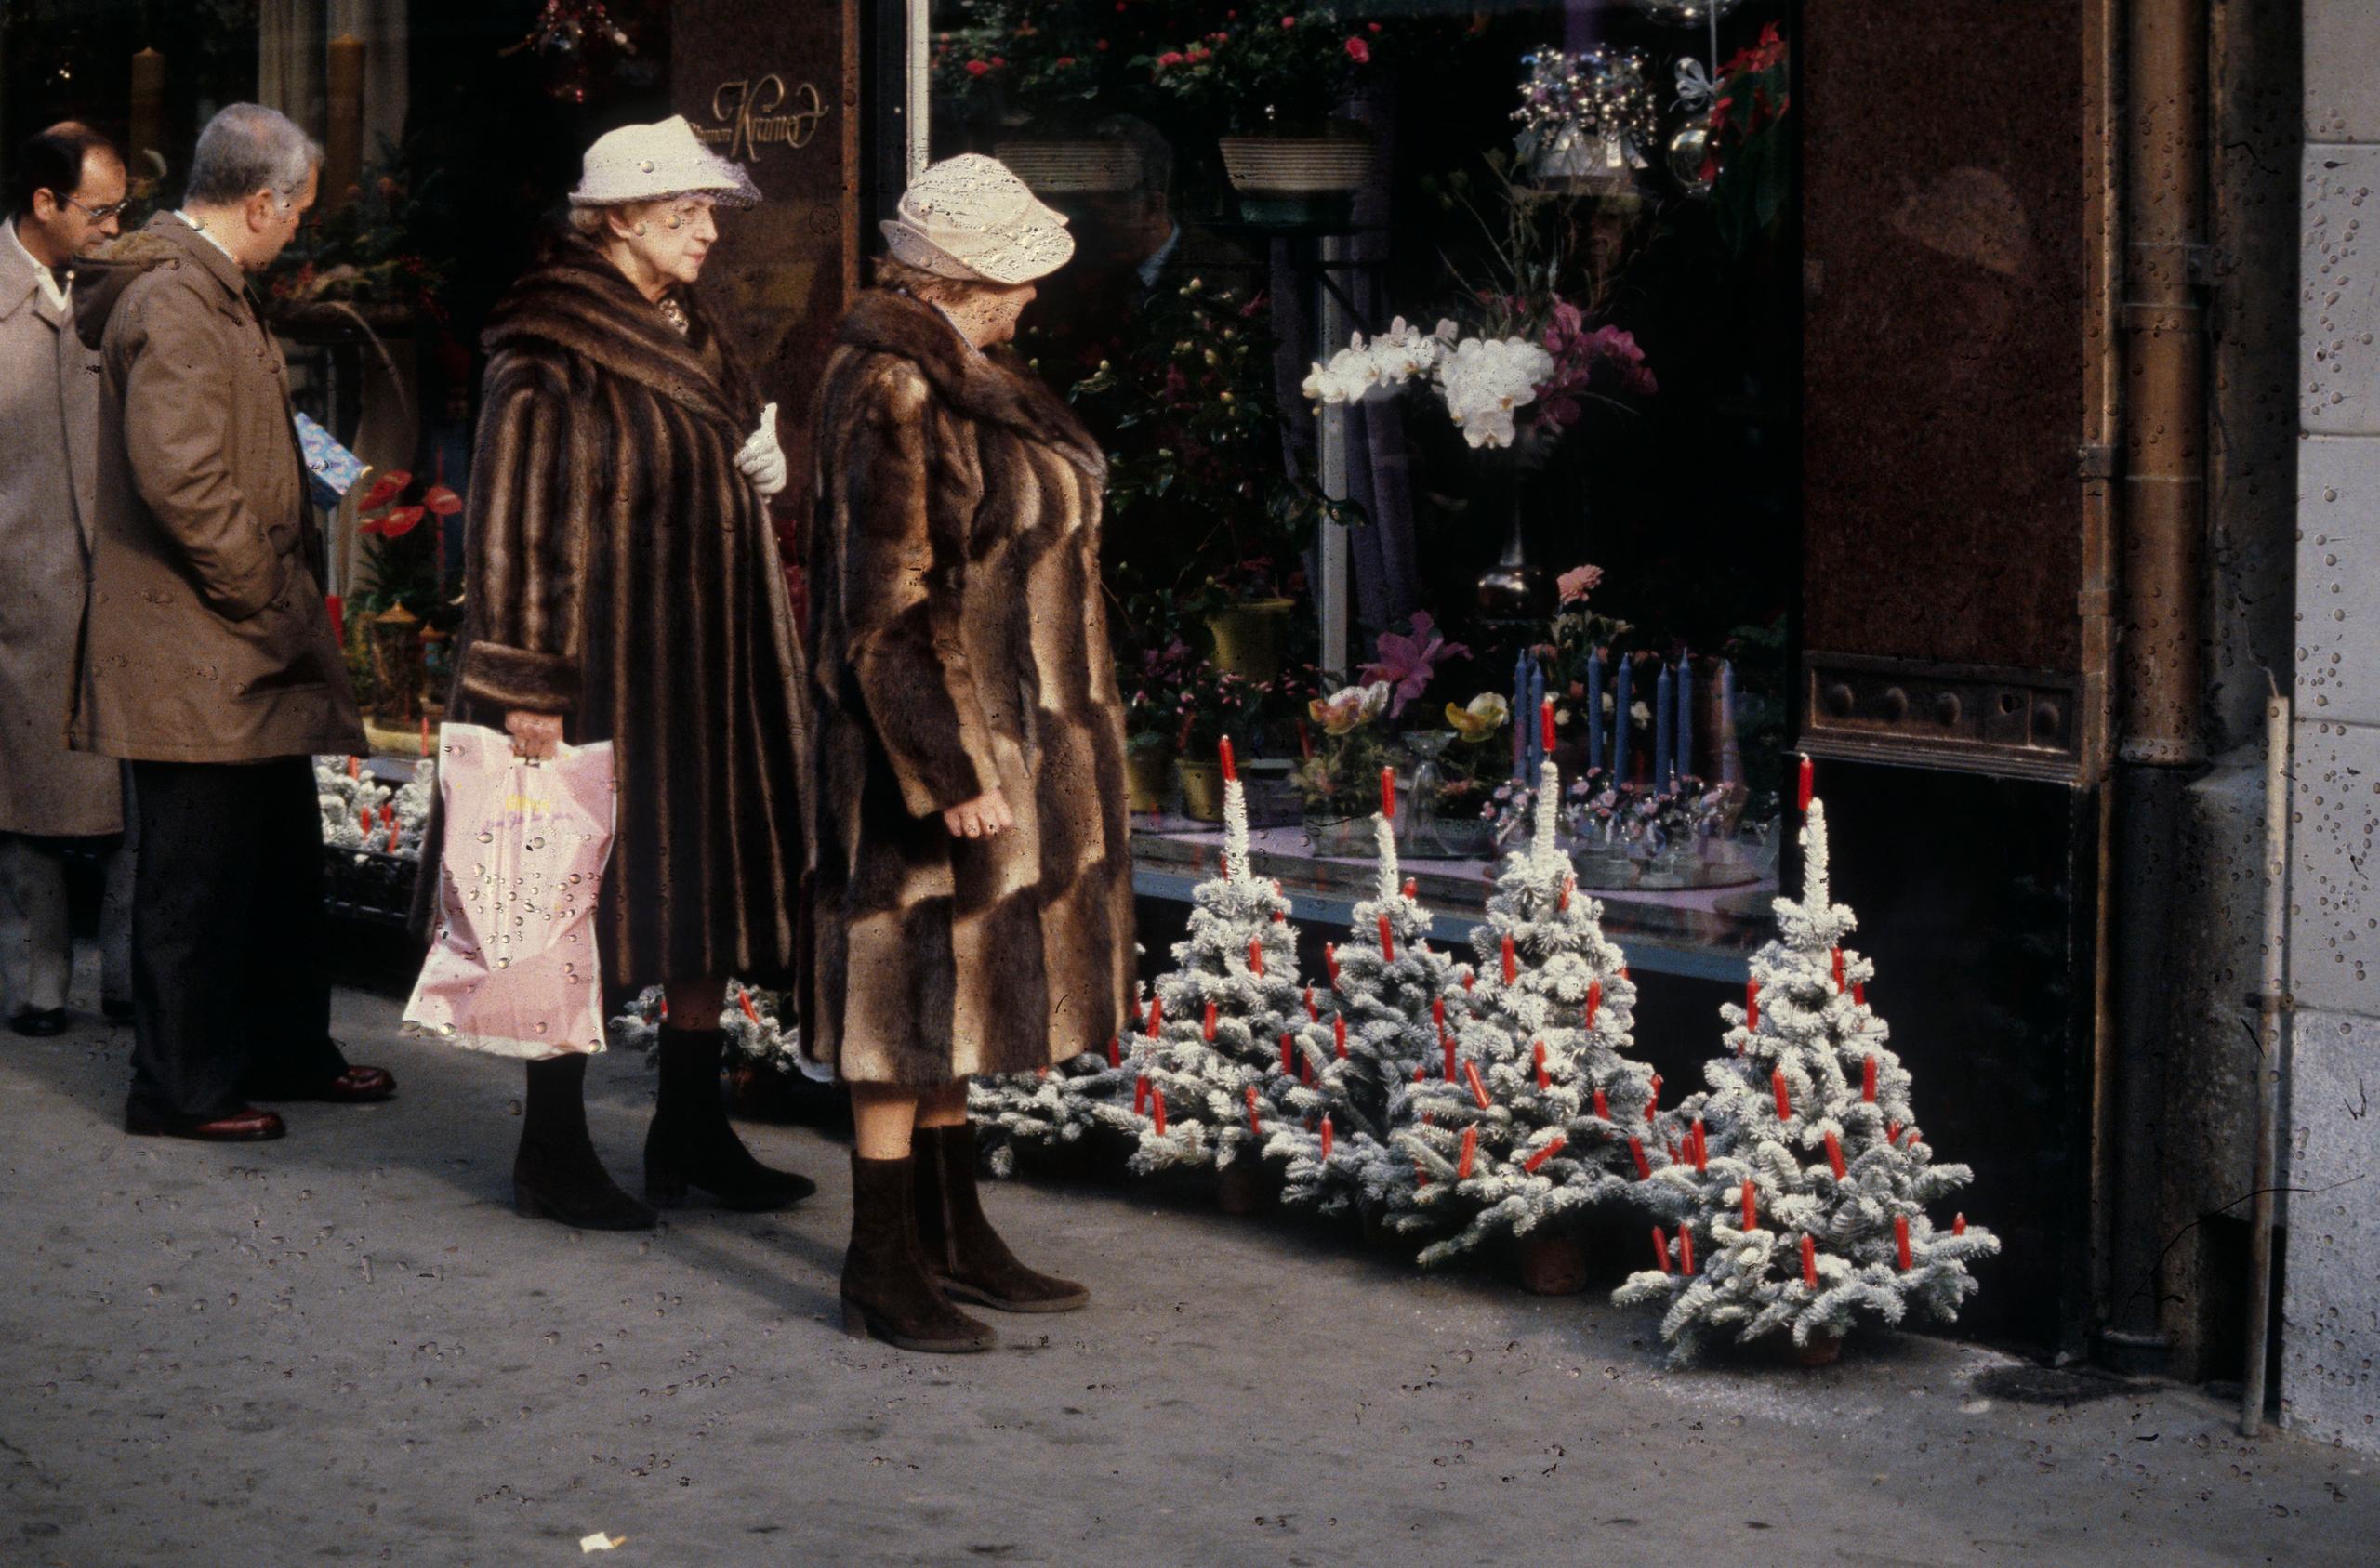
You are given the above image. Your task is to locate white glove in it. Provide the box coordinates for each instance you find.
[735,402,787,500]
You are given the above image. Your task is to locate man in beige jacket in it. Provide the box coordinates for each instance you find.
[0,123,133,1037]
[73,104,391,1142]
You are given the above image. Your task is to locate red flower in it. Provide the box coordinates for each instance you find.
[359,469,412,512]
[361,505,424,540]
[988,56,1007,67]
[1156,49,1184,66]
[1055,55,1075,66]
[1185,45,1209,62]
[965,59,990,76]
[1343,35,1369,62]
[421,483,464,517]
[1368,20,1382,32]
[1280,14,1297,27]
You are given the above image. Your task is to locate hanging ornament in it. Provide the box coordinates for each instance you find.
[1667,125,1716,195]
[1630,0,1745,24]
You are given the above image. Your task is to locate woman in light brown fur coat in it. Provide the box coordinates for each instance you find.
[807,155,1134,1352]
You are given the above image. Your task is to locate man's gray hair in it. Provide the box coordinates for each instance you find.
[184,103,321,205]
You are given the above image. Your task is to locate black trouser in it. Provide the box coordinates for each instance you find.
[125,758,347,1124]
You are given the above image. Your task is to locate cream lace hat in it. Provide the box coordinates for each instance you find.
[570,115,760,208]
[879,154,1074,284]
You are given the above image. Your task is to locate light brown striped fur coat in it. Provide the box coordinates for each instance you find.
[804,288,1133,1087]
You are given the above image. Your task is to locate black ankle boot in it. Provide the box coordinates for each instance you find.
[841,1153,995,1353]
[643,1025,816,1211]
[513,1055,655,1231]
[913,1122,1090,1313]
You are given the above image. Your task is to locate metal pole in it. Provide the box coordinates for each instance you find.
[2240,685,2292,1436]
[1317,234,1350,676]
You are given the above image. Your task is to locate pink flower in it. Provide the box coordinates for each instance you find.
[1156,49,1184,66]
[1055,55,1076,66]
[1343,36,1370,63]
[965,59,990,76]
[1281,14,1297,28]
[1359,611,1469,718]
[1556,564,1604,604]
[1585,325,1658,396]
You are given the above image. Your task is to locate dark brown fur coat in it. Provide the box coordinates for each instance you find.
[804,289,1133,1086]
[443,241,810,990]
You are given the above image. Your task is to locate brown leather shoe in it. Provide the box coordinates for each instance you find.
[125,1105,286,1142]
[255,1065,396,1104]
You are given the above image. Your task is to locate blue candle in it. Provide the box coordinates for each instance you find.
[1586,649,1604,775]
[1527,661,1546,774]
[1676,655,1693,783]
[1613,654,1633,788]
[1654,665,1673,792]
[1512,648,1529,779]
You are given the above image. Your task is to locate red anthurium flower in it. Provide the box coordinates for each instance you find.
[359,470,411,511]
[363,505,425,540]
[421,483,463,517]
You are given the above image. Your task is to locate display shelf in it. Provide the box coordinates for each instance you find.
[1130,818,1767,982]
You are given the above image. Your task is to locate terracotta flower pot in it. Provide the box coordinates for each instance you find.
[1125,743,1175,814]
[1177,759,1226,823]
[1517,1232,1590,1296]
[1204,597,1295,683]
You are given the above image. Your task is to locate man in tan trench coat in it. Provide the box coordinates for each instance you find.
[0,124,135,1037]
[71,104,391,1142]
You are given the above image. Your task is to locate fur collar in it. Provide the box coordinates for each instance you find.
[483,239,754,431]
[836,289,1105,481]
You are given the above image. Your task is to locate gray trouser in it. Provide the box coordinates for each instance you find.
[0,825,134,1017]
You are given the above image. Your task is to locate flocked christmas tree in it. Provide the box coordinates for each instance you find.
[1373,744,1664,1266]
[1128,742,1316,1176]
[969,979,1149,1177]
[1268,767,1470,1216]
[1615,761,2000,1363]
[608,980,806,1073]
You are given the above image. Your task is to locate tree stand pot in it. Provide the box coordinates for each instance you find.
[1214,1155,1277,1216]
[1125,743,1175,814]
[1176,759,1227,823]
[1792,1331,1844,1367]
[1517,1232,1590,1296]
[1203,598,1295,683]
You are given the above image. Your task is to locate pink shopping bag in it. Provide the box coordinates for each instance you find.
[403,723,616,1059]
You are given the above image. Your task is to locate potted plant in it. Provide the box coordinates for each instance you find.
[1138,8,1395,224]
[1170,662,1261,823]
[1423,692,1511,858]
[349,467,463,744]
[262,151,451,342]
[930,0,1157,192]
[1185,557,1302,684]
[1291,678,1391,852]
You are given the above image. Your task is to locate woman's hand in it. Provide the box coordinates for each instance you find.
[942,788,1014,840]
[505,710,564,760]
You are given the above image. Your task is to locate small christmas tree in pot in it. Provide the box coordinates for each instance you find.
[1616,760,2000,1364]
[1128,742,1316,1210]
[1375,731,1663,1292]
[969,979,1150,1179]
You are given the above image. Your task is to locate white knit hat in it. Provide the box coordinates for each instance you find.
[879,154,1074,285]
[569,115,760,208]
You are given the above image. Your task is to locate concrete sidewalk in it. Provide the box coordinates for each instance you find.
[0,974,2370,1567]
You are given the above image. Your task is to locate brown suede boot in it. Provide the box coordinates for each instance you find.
[913,1122,1091,1313]
[840,1153,996,1353]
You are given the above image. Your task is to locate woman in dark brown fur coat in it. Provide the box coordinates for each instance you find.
[445,118,814,1230]
[808,155,1134,1352]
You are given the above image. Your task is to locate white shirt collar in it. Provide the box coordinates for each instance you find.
[7,218,70,313]
[174,210,244,270]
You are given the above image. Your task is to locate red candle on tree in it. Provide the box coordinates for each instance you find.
[1626,1134,1651,1179]
[1593,1087,1612,1122]
[1133,1074,1150,1115]
[1325,942,1339,983]
[356,809,372,837]
[1332,1013,1347,1058]
[1646,1074,1663,1122]
[1740,1179,1757,1231]
[1298,1054,1312,1086]
[1824,1130,1846,1180]
[1320,1114,1334,1159]
[659,995,668,1021]
[1800,1232,1818,1288]
[1532,1041,1550,1089]
[1440,1027,1456,1081]
[1771,1068,1792,1121]
[1953,1212,1967,1236]
[1797,755,1814,813]
[1279,1034,1296,1074]
[1107,1035,1121,1068]
[1652,1226,1673,1275]
[1464,1061,1491,1110]
[1245,1085,1263,1138]
[379,800,395,827]
[1678,1227,1697,1276]
[1886,1120,1902,1146]
[1861,1054,1878,1103]
[1414,1062,1429,1083]
[1831,947,1846,992]
[738,987,760,1022]
[1522,1134,1566,1174]
[1431,996,1445,1030]
[1585,978,1603,1029]
[1745,978,1760,1031]
[1037,1064,1050,1081]
[1201,1001,1218,1042]
[1144,995,1163,1037]
[1303,986,1318,1021]
[1894,1214,1913,1271]
[1380,765,1396,818]
[346,755,360,780]
[1854,981,1867,1007]
[1152,1088,1169,1135]
[1248,936,1265,977]
[1457,1126,1477,1179]
[1501,934,1518,986]
[1557,874,1574,914]
[1219,737,1236,782]
[387,818,402,852]
[1461,967,1474,992]
[1402,876,1417,900]
[1540,695,1556,751]
[1692,1117,1709,1172]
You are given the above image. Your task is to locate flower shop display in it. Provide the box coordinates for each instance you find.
[1511,46,1659,195]
[1293,678,1392,848]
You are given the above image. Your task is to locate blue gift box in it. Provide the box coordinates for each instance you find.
[294,411,369,512]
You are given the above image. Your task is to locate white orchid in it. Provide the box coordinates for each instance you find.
[1308,679,1392,736]
[1304,323,1555,449]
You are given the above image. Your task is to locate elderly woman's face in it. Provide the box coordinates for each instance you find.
[969,280,1037,346]
[612,195,720,286]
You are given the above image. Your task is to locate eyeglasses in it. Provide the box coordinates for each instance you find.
[62,195,129,222]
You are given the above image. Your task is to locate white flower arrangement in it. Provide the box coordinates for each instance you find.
[1303,317,1556,450]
